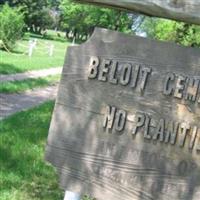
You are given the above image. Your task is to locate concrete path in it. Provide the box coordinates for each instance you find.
[0,85,58,120]
[0,67,62,83]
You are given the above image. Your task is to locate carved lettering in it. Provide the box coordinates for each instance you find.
[196,138,200,151]
[132,113,145,135]
[144,115,151,139]
[163,73,175,95]
[177,160,188,176]
[103,106,127,133]
[140,67,152,91]
[88,57,153,91]
[98,59,111,82]
[129,110,199,150]
[114,109,127,132]
[165,122,179,144]
[179,123,190,147]
[119,63,132,86]
[174,75,186,99]
[109,60,118,84]
[103,105,116,130]
[189,126,198,149]
[47,30,200,200]
[163,73,200,103]
[153,119,165,142]
[185,78,200,101]
[131,64,140,88]
[88,56,99,79]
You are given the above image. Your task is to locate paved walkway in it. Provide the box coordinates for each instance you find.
[0,85,58,120]
[0,67,62,83]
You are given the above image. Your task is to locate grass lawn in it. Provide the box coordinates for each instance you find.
[0,32,70,74]
[0,75,60,93]
[0,101,63,200]
[0,101,93,200]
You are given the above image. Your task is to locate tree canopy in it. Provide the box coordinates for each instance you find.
[141,18,200,47]
[0,0,199,47]
[59,0,134,40]
[0,3,25,49]
[4,0,55,34]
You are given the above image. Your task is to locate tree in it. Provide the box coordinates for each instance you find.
[141,18,200,47]
[0,0,9,5]
[60,0,134,40]
[47,0,61,9]
[11,0,54,34]
[0,3,25,50]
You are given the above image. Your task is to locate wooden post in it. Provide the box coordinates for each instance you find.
[48,44,54,57]
[28,40,34,57]
[64,191,81,200]
[72,36,76,46]
[74,0,200,25]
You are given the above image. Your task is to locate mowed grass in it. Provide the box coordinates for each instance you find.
[0,101,63,200]
[0,101,94,200]
[0,32,69,74]
[0,75,60,93]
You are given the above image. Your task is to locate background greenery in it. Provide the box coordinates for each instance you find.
[0,4,24,49]
[0,32,68,74]
[0,1,200,200]
[141,18,200,47]
[1,0,199,49]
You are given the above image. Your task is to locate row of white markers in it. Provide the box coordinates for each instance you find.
[28,39,55,57]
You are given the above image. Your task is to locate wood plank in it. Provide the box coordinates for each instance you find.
[74,0,200,25]
[46,28,200,200]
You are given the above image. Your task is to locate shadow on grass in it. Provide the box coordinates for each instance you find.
[11,49,27,55]
[0,47,25,55]
[0,101,63,200]
[0,75,59,93]
[0,63,24,74]
[23,33,68,43]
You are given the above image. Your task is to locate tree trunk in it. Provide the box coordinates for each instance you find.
[65,29,70,38]
[114,11,122,31]
[73,0,200,25]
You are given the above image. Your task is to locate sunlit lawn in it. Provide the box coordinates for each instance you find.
[0,32,69,74]
[0,101,63,200]
[0,101,93,200]
[0,75,60,93]
[0,30,92,200]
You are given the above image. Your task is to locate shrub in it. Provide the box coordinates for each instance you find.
[0,4,25,50]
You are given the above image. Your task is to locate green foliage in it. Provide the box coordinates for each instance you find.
[141,18,200,47]
[0,4,25,50]
[60,0,133,40]
[12,0,55,33]
[2,0,135,37]
[0,75,60,93]
[31,8,54,32]
[82,196,95,200]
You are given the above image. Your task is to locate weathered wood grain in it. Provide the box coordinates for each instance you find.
[74,0,200,25]
[46,28,200,200]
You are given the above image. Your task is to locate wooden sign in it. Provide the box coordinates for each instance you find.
[74,0,200,25]
[45,28,200,200]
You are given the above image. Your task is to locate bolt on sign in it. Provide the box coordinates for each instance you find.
[45,28,200,200]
